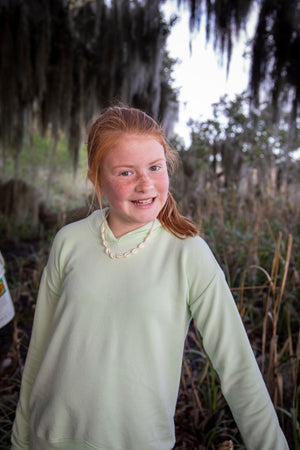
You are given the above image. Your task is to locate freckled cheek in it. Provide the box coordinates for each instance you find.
[158,173,170,196]
[108,182,132,201]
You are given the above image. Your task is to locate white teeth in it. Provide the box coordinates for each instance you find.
[133,198,153,205]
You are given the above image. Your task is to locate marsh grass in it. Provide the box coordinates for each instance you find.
[174,186,299,449]
[0,186,299,449]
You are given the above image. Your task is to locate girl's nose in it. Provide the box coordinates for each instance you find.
[136,173,152,192]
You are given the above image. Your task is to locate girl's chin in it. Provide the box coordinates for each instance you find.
[129,212,158,225]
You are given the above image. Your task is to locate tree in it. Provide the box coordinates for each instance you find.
[0,0,178,174]
[1,0,299,175]
[186,93,300,193]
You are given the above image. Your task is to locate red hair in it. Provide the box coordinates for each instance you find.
[87,105,199,238]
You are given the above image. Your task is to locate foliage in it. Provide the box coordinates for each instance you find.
[186,93,300,191]
[1,128,89,211]
[0,0,178,173]
[1,0,300,177]
[171,98,300,447]
[174,186,300,449]
[250,0,300,119]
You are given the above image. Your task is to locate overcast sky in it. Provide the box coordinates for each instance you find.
[162,2,257,145]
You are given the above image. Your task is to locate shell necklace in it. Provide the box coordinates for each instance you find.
[100,218,155,259]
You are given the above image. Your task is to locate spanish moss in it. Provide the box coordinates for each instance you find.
[0,0,178,173]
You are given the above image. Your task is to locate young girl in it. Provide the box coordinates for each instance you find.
[11,106,288,449]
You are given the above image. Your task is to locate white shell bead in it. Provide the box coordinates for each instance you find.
[100,218,155,259]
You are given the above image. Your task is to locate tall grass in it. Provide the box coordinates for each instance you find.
[174,185,300,449]
[0,184,299,449]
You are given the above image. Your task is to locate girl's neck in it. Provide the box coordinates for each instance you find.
[100,216,156,259]
[105,210,154,238]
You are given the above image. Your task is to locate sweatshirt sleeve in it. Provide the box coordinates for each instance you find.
[188,266,289,449]
[11,241,61,449]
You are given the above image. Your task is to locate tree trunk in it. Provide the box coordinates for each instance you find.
[46,130,58,201]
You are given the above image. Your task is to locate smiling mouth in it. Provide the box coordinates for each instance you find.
[132,198,155,205]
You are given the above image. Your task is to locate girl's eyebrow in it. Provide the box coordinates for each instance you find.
[148,158,166,165]
[113,158,166,169]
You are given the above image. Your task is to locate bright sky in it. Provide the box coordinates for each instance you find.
[162,2,257,146]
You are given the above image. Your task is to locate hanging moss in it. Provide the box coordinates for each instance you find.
[179,0,300,121]
[0,0,178,173]
[178,0,252,72]
[1,0,299,174]
[250,0,300,123]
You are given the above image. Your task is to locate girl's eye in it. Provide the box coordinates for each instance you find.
[120,171,132,176]
[150,165,160,172]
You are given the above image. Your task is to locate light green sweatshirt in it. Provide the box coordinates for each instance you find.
[11,210,289,450]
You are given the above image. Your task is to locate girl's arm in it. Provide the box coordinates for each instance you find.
[189,269,289,450]
[11,241,61,449]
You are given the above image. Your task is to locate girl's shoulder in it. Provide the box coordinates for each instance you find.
[55,210,101,241]
[160,230,222,295]
[183,234,219,268]
[160,226,219,270]
[162,226,214,255]
[47,210,102,260]
[46,210,102,274]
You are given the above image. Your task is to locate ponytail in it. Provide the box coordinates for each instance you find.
[158,192,199,238]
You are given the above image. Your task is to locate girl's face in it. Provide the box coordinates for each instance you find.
[99,134,169,237]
